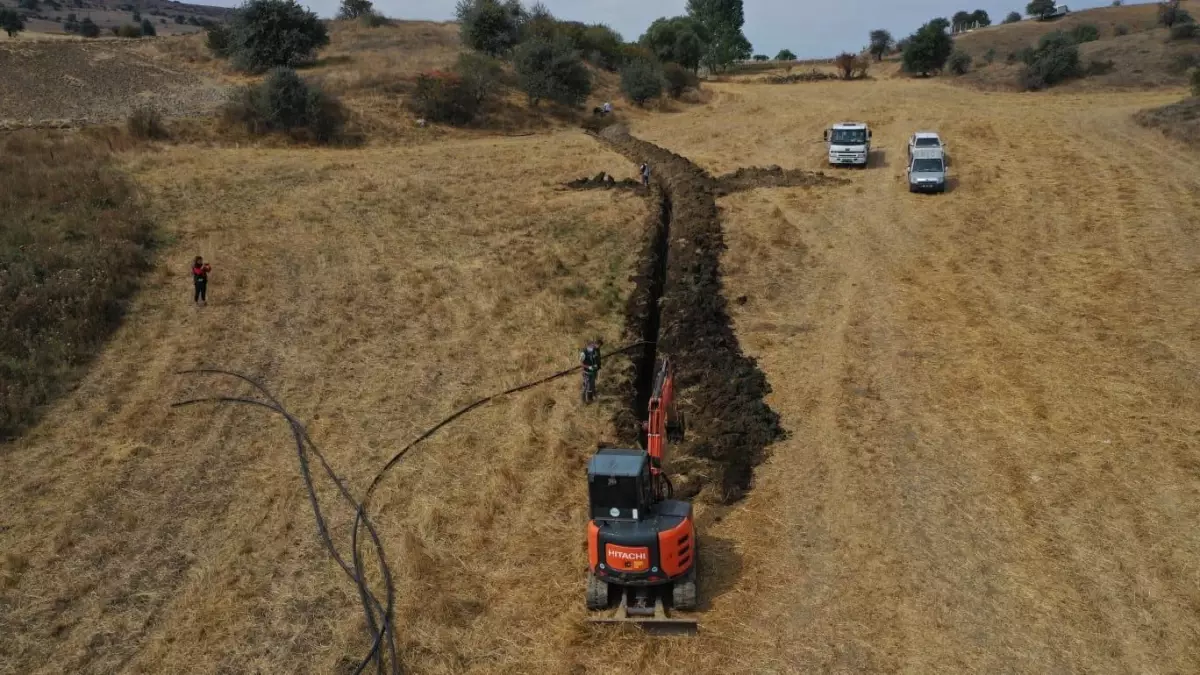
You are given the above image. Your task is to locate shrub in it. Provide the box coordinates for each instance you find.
[1158,1,1193,28]
[1192,67,1200,95]
[79,16,99,37]
[620,58,664,105]
[127,105,168,139]
[1168,52,1200,74]
[577,24,624,71]
[1070,23,1100,43]
[456,0,524,57]
[360,11,390,27]
[409,71,480,125]
[224,0,330,73]
[776,48,796,61]
[1086,59,1115,75]
[1170,22,1198,40]
[984,48,996,64]
[454,51,502,106]
[1018,46,1037,64]
[948,51,972,75]
[206,23,232,56]
[140,17,155,36]
[662,62,697,98]
[223,67,346,142]
[1115,24,1130,36]
[1004,11,1022,24]
[834,52,859,79]
[116,23,142,38]
[513,36,592,107]
[752,54,768,61]
[1019,32,1080,90]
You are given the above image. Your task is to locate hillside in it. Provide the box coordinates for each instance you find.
[952,0,1200,90]
[4,8,1200,675]
[0,0,229,37]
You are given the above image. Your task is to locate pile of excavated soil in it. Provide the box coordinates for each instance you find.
[565,171,643,190]
[597,125,786,502]
[712,165,845,196]
[0,40,230,127]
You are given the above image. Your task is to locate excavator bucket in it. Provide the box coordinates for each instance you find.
[588,592,699,631]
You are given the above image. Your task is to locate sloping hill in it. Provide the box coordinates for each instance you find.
[952,0,1200,90]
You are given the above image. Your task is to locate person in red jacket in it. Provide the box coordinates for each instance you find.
[192,256,212,306]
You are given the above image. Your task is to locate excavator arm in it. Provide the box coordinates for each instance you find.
[643,357,682,500]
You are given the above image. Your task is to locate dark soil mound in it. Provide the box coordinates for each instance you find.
[595,125,784,503]
[565,172,643,190]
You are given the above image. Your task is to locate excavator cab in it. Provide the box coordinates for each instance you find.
[584,358,698,628]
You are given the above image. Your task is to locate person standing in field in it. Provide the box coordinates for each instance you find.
[192,256,211,306]
[640,162,651,187]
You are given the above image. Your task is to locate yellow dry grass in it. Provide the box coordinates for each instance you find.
[5,44,1200,675]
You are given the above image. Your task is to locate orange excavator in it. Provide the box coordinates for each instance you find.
[585,357,698,626]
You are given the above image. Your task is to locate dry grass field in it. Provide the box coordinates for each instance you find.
[4,9,1200,675]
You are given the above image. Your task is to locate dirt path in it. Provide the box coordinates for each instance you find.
[617,79,1200,672]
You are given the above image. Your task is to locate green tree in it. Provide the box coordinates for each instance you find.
[640,16,710,72]
[972,10,991,27]
[79,16,99,37]
[512,36,592,106]
[929,17,951,33]
[140,18,155,36]
[578,23,624,70]
[868,29,893,60]
[775,48,795,60]
[902,20,954,75]
[1005,11,1022,23]
[687,0,751,72]
[225,0,330,73]
[1027,0,1055,17]
[1019,31,1080,89]
[456,0,525,57]
[952,10,972,32]
[620,57,664,105]
[0,9,25,37]
[337,0,373,20]
[662,62,697,96]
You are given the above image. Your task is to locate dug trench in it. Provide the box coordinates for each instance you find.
[581,125,843,503]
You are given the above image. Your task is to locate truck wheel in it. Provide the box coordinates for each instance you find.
[586,572,610,610]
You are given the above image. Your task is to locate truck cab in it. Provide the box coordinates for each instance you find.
[824,122,871,168]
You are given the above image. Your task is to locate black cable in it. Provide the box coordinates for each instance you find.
[172,341,651,675]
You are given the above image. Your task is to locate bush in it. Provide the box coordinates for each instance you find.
[454,51,502,106]
[127,105,168,139]
[337,0,373,20]
[902,20,954,75]
[752,54,768,61]
[1086,59,1115,75]
[1158,1,1193,28]
[410,71,480,125]
[1005,11,1022,24]
[577,24,624,71]
[620,58,664,105]
[1071,23,1100,43]
[223,67,346,142]
[1114,23,1130,36]
[79,16,99,37]
[140,17,155,36]
[513,36,592,107]
[224,0,330,73]
[1168,52,1200,74]
[456,0,524,57]
[1018,46,1037,64]
[1019,32,1080,90]
[116,23,142,38]
[948,50,972,75]
[359,11,390,27]
[1170,22,1198,40]
[206,23,232,56]
[1192,67,1200,95]
[0,8,25,37]
[984,48,996,64]
[662,62,697,98]
[834,52,868,79]
[776,48,796,61]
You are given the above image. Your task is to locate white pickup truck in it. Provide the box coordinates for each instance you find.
[824,122,872,168]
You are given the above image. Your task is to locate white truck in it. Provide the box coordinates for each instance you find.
[824,122,872,168]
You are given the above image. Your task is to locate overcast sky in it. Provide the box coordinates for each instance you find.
[207,0,1141,59]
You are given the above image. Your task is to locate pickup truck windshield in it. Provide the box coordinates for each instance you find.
[912,158,944,173]
[830,129,867,144]
[914,137,941,147]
